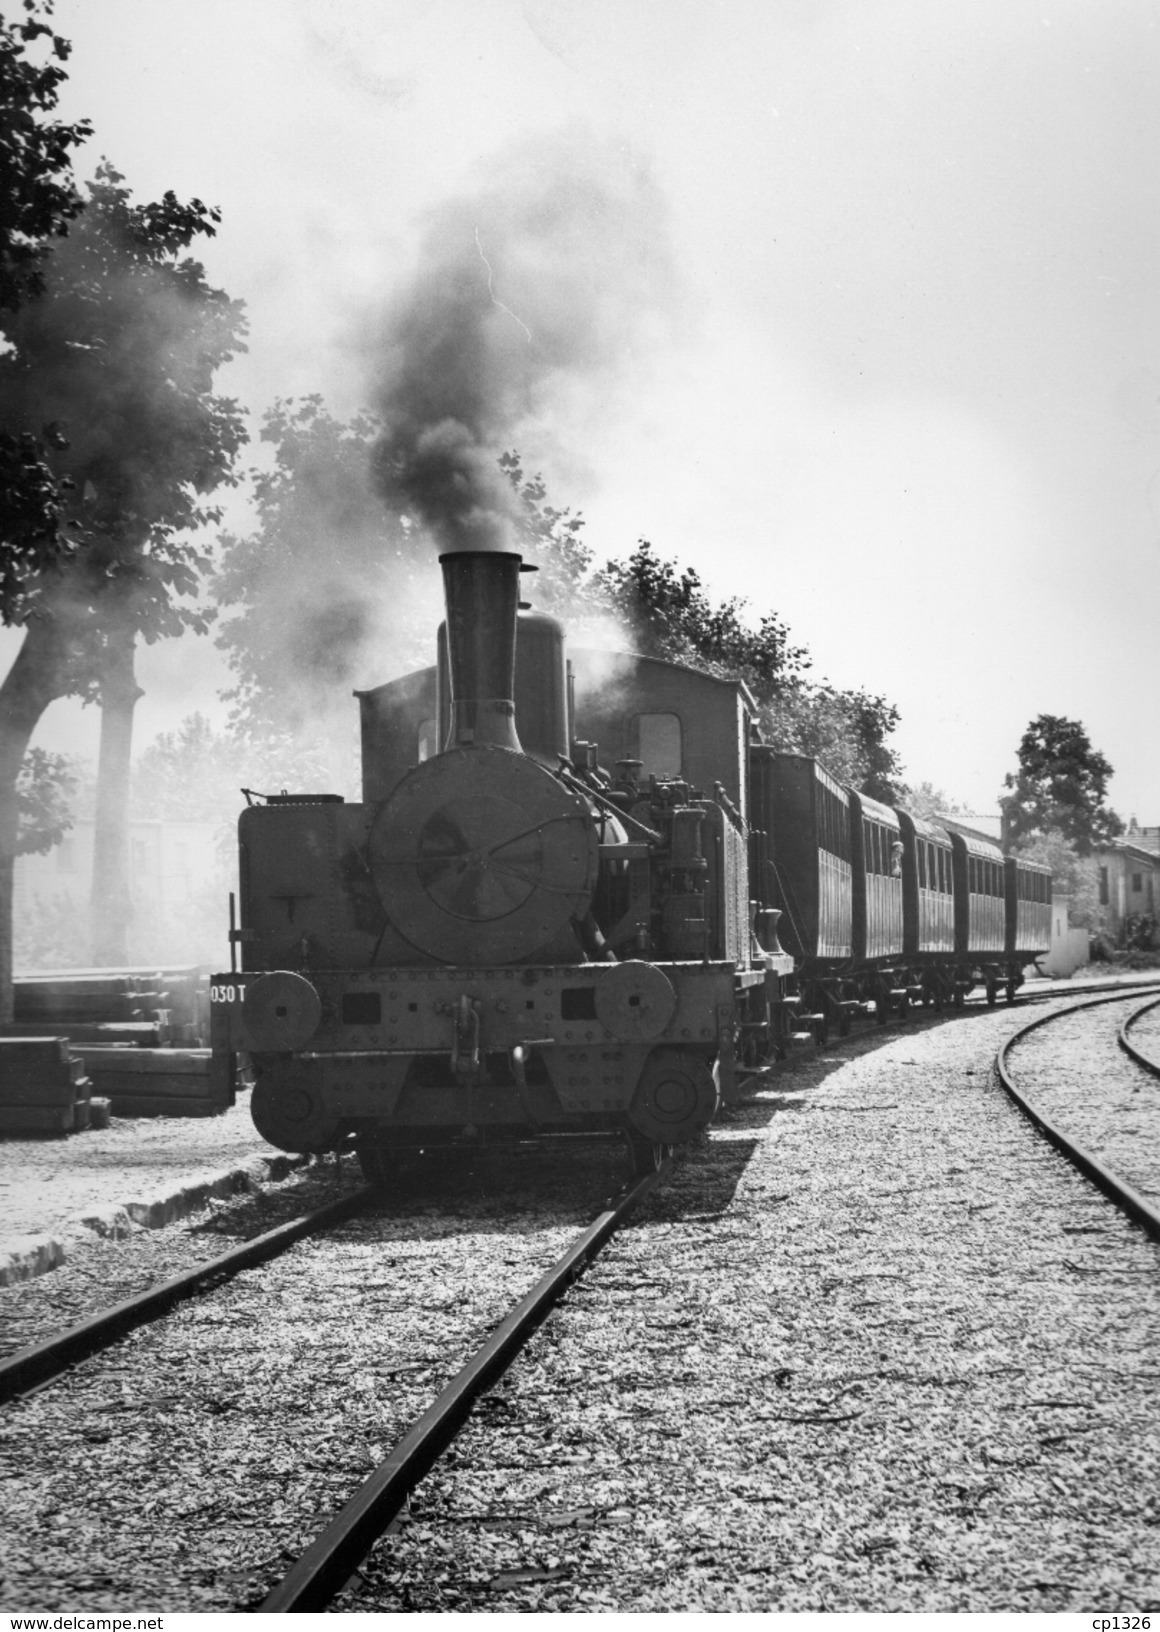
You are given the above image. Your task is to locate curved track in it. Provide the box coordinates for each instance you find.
[995,986,1160,1242]
[1118,993,1160,1077]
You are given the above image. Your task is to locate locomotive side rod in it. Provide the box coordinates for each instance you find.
[261,1161,669,1613]
[0,1187,372,1404]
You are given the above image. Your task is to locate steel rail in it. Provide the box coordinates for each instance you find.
[261,1161,668,1613]
[1117,994,1160,1078]
[0,1187,372,1404]
[995,986,1160,1244]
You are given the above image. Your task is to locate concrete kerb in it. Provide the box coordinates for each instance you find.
[0,1150,310,1288]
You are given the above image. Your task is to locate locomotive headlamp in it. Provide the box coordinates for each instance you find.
[241,971,322,1052]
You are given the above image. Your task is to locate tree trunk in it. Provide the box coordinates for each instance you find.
[0,621,71,1024]
[90,631,143,966]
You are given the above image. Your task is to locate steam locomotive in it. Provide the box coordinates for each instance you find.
[209,548,1052,1178]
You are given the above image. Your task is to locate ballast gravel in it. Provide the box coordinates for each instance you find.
[334,1001,1160,1615]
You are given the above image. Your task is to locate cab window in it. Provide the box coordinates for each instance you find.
[632,713,682,779]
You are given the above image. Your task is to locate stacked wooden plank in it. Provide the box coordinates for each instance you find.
[13,965,210,1045]
[2,1021,168,1046]
[0,1038,109,1136]
[3,968,226,1122]
[73,1046,228,1118]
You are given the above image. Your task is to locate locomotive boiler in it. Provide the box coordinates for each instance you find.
[209,548,786,1178]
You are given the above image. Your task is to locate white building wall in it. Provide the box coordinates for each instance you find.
[1039,891,1090,978]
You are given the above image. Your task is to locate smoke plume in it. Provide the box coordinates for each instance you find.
[370,125,677,553]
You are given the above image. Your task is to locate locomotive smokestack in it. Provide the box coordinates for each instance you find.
[439,551,523,752]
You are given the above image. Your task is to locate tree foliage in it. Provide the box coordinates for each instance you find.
[592,540,903,797]
[1003,714,1122,856]
[1,0,92,593]
[132,712,330,822]
[15,745,74,854]
[0,0,90,312]
[0,162,249,656]
[896,781,969,821]
[213,397,424,792]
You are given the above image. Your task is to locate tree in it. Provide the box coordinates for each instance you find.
[1,0,90,312]
[593,540,903,796]
[214,397,438,794]
[1,1,93,642]
[16,745,74,854]
[898,781,970,821]
[0,163,247,1005]
[1003,714,1122,856]
[132,712,331,823]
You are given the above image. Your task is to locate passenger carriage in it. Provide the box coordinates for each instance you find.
[895,810,956,1007]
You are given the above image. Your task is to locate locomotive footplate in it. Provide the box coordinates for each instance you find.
[210,961,737,1132]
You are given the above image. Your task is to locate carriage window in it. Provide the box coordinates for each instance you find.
[917,843,926,889]
[633,713,682,779]
[418,718,438,762]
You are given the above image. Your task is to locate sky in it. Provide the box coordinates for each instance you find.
[8,0,1160,819]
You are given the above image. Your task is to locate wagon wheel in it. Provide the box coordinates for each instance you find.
[985,977,998,1007]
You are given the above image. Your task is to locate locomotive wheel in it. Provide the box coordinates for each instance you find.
[624,1129,673,1177]
[627,1046,719,1146]
[250,1069,341,1154]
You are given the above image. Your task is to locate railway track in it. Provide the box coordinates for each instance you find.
[0,1140,663,1610]
[996,985,1160,1241]
[261,1161,665,1611]
[1118,993,1160,1077]
[0,1187,372,1404]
